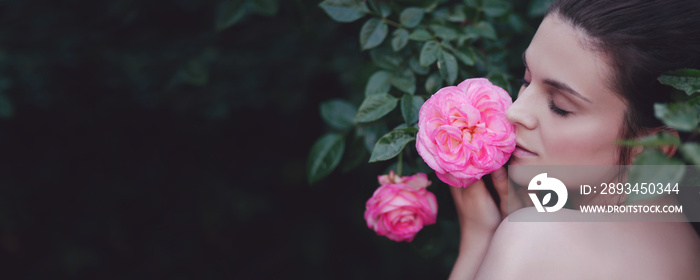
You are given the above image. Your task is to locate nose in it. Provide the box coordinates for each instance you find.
[506,89,537,130]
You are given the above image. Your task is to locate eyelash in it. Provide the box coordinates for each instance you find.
[518,79,530,87]
[518,79,571,117]
[548,99,570,117]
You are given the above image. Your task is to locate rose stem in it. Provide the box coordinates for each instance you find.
[397,151,403,177]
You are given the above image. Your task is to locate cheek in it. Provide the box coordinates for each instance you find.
[542,115,624,165]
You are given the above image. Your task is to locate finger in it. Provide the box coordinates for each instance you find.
[462,180,497,213]
[450,185,464,209]
[491,167,508,196]
[490,167,510,215]
[491,167,524,215]
[450,180,487,210]
[463,179,486,196]
[449,185,469,228]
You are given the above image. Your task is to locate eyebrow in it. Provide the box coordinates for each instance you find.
[522,50,592,103]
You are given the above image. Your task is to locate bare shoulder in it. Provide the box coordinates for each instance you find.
[475,207,700,280]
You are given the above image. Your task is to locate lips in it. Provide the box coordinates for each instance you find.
[513,142,538,158]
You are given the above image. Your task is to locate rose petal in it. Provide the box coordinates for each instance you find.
[416,78,516,187]
[364,179,438,242]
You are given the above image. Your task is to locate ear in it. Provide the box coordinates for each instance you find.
[655,127,679,157]
[630,127,679,159]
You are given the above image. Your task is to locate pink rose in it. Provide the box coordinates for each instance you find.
[364,171,437,242]
[416,78,515,187]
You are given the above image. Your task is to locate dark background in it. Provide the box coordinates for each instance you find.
[8,0,696,279]
[0,0,468,278]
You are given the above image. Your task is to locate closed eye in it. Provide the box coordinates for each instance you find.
[548,97,571,117]
[518,79,530,87]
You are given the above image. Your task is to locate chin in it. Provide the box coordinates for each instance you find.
[507,155,623,189]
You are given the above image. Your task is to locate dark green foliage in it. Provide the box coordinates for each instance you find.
[311,0,538,185]
[658,68,700,96]
[0,0,438,278]
[624,69,700,169]
[369,127,417,162]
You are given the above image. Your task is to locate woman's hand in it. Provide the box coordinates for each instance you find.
[448,167,524,280]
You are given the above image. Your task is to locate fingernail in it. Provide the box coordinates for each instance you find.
[493,168,506,181]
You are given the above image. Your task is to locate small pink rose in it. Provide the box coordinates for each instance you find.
[364,171,437,242]
[416,78,516,187]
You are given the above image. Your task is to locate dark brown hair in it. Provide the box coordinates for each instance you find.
[546,0,700,164]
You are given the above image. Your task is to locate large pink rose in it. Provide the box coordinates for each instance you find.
[416,78,515,187]
[364,171,437,242]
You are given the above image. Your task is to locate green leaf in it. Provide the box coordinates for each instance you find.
[369,128,418,162]
[654,102,700,132]
[463,0,479,8]
[472,21,496,40]
[450,47,476,66]
[482,0,510,17]
[251,0,279,16]
[680,143,700,165]
[430,25,458,41]
[507,13,529,34]
[355,93,399,123]
[487,72,511,94]
[360,18,389,50]
[446,5,467,22]
[400,7,424,28]
[633,148,685,166]
[320,99,357,130]
[462,26,479,41]
[307,133,346,184]
[488,49,507,64]
[215,0,247,31]
[365,70,392,96]
[393,123,409,130]
[391,29,410,52]
[370,48,403,69]
[319,0,368,23]
[408,29,432,41]
[423,0,440,12]
[409,57,430,75]
[616,131,681,147]
[628,149,685,202]
[658,69,700,96]
[377,0,392,17]
[528,0,555,18]
[457,32,477,46]
[401,94,424,125]
[431,7,449,21]
[425,72,443,94]
[419,40,440,67]
[390,69,416,95]
[438,50,458,85]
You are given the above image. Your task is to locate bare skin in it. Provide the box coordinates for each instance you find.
[448,14,700,280]
[449,173,700,280]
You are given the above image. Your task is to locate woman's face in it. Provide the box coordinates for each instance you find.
[506,15,628,167]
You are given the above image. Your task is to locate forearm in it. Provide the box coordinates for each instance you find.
[448,230,494,280]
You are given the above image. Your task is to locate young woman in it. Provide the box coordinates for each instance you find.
[449,0,700,279]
